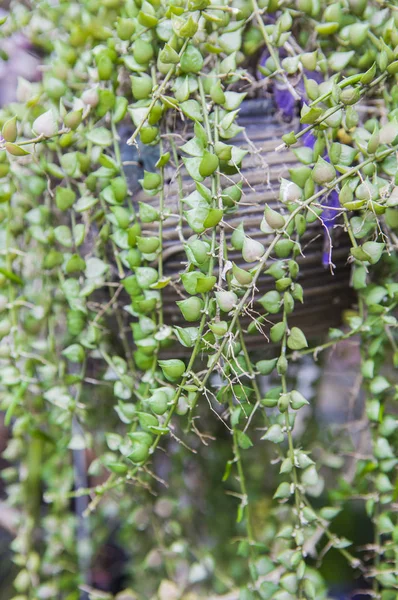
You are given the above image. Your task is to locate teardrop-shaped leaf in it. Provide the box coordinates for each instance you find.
[287,327,308,350]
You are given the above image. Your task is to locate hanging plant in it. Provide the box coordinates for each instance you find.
[0,0,397,599]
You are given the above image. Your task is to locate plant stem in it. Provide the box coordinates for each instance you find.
[168,133,187,244]
[277,73,389,151]
[251,0,301,101]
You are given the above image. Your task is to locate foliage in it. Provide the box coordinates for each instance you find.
[0,0,398,598]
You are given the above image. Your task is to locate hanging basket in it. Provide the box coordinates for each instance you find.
[128,98,353,348]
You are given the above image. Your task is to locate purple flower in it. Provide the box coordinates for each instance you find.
[273,84,297,121]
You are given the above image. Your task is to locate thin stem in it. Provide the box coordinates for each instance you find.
[310,73,387,108]
[251,0,301,101]
[227,394,257,592]
[168,133,187,244]
[280,305,304,598]
[237,321,268,435]
[232,418,255,546]
[343,212,366,320]
[157,137,165,327]
[287,325,361,359]
[372,502,380,596]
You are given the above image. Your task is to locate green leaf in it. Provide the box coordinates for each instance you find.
[175,75,190,102]
[54,225,73,247]
[219,30,242,54]
[181,272,202,295]
[287,327,308,350]
[362,241,385,265]
[150,277,171,289]
[363,285,387,306]
[86,127,113,146]
[236,430,253,450]
[180,99,203,121]
[220,109,239,131]
[370,375,390,395]
[111,229,130,250]
[74,195,98,212]
[274,481,291,499]
[105,433,123,452]
[174,326,198,347]
[300,105,323,125]
[141,171,161,191]
[183,190,209,232]
[156,152,170,168]
[203,208,223,228]
[231,146,247,165]
[194,121,207,145]
[283,131,298,146]
[114,379,133,400]
[328,51,355,71]
[135,267,158,289]
[195,182,212,203]
[159,43,180,64]
[62,344,85,363]
[74,224,86,246]
[256,358,277,375]
[60,152,79,177]
[180,44,203,74]
[115,401,136,424]
[139,202,159,223]
[147,425,169,435]
[181,272,216,295]
[222,459,233,482]
[292,147,313,165]
[44,386,73,410]
[180,137,205,157]
[360,62,377,85]
[258,290,281,314]
[112,96,129,123]
[85,257,109,279]
[195,275,216,293]
[138,411,159,432]
[5,142,30,156]
[330,143,358,166]
[1,116,17,144]
[56,188,76,211]
[0,268,23,285]
[183,157,204,183]
[46,162,65,178]
[177,296,203,321]
[158,358,185,381]
[219,51,237,76]
[351,242,384,265]
[65,254,86,274]
[222,91,246,111]
[219,122,243,140]
[270,322,286,343]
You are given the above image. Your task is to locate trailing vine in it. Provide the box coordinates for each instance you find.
[0,0,397,598]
